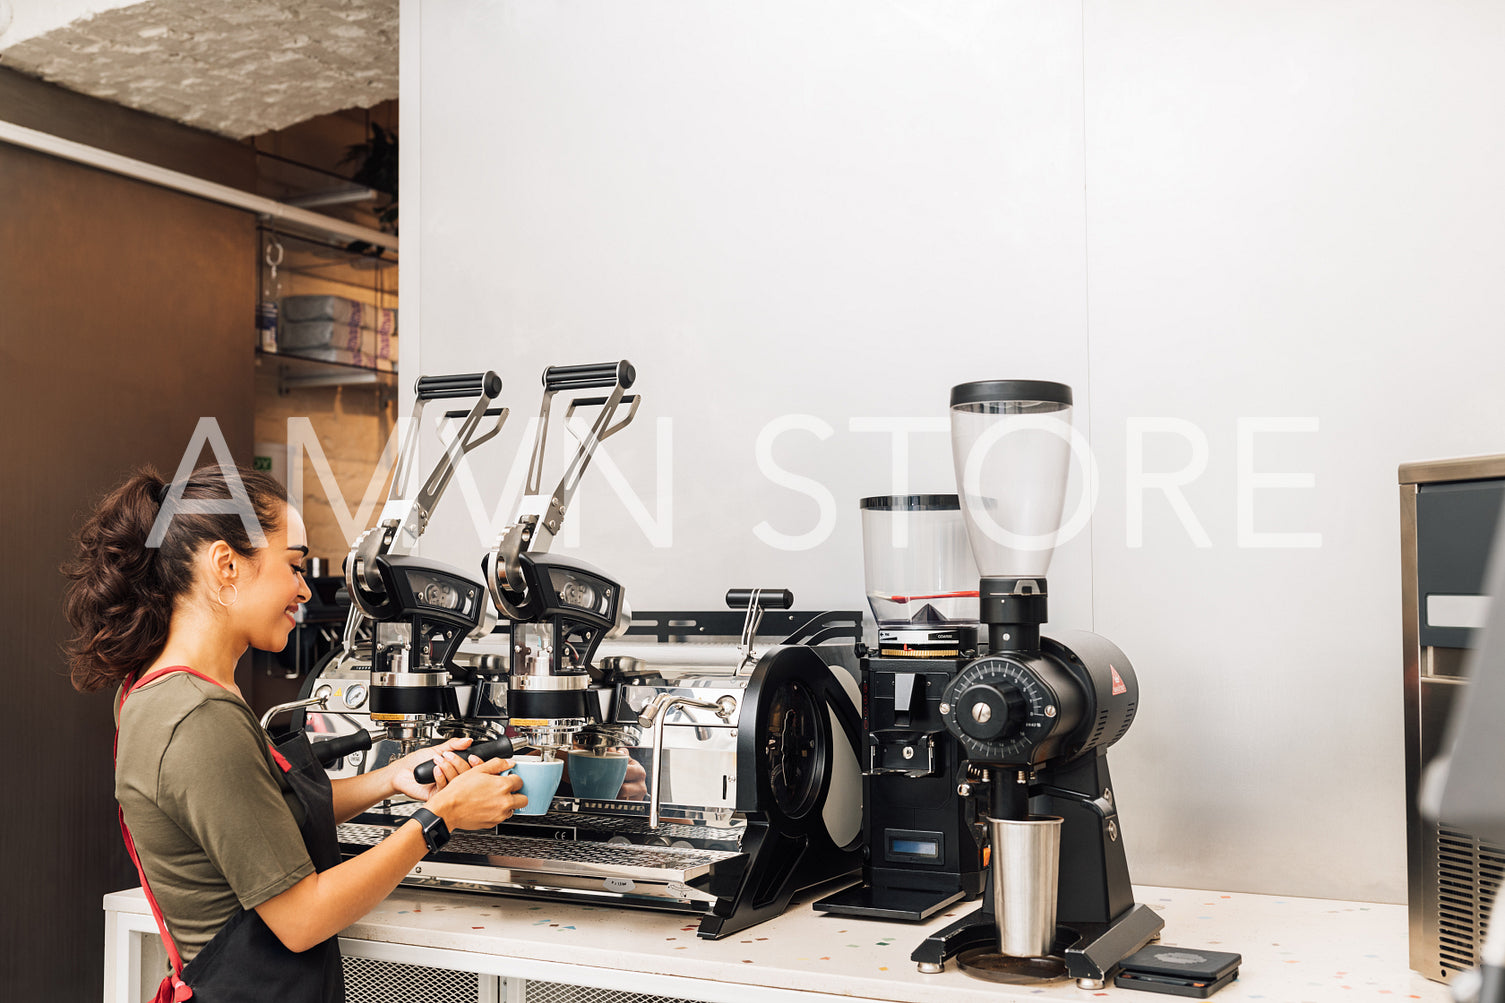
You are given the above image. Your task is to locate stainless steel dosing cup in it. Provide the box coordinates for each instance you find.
[988,815,1064,957]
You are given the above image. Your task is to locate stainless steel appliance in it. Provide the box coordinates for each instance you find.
[311,602,864,938]
[304,361,865,938]
[1400,454,1505,982]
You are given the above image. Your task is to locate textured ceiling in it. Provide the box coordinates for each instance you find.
[0,0,397,139]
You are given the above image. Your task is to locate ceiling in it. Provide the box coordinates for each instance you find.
[0,0,397,139]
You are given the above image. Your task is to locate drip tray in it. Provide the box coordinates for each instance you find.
[339,822,743,884]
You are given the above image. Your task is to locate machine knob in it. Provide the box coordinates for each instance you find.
[955,683,1025,743]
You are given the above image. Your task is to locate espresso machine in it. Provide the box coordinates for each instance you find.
[329,371,513,765]
[321,592,868,939]
[308,360,866,938]
[269,371,516,777]
[825,380,1163,989]
[330,361,637,771]
[478,360,641,758]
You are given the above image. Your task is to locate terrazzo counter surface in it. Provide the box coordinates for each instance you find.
[106,884,1451,1002]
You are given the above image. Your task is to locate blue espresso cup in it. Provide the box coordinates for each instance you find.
[567,749,631,800]
[506,755,564,815]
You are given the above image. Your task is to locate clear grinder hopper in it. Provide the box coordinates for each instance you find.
[859,494,979,657]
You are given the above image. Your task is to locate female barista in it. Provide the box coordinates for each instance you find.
[64,465,525,1002]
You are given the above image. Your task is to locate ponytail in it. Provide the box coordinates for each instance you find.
[62,464,287,693]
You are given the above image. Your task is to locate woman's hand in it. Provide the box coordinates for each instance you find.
[428,759,526,830]
[389,737,483,802]
[619,752,648,801]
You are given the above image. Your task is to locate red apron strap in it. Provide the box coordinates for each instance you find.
[114,663,296,997]
[268,744,294,773]
[118,806,194,1000]
[117,667,196,999]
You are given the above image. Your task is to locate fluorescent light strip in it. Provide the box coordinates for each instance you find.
[0,118,398,252]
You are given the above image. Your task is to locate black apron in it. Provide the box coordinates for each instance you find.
[118,667,345,1003]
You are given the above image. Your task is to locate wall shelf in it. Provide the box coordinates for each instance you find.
[258,224,397,387]
[256,349,397,399]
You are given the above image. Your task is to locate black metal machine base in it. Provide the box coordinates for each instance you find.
[813,878,966,922]
[700,644,866,938]
[911,750,1162,983]
[697,818,861,940]
[911,902,1164,984]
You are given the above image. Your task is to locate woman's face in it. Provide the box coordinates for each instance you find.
[235,503,313,652]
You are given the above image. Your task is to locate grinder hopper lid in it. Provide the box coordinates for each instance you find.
[948,380,1075,579]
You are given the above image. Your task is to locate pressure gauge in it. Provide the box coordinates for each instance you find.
[421,579,458,609]
[558,577,598,609]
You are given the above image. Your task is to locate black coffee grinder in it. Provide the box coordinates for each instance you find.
[813,494,988,922]
[822,380,1163,988]
[918,379,1163,988]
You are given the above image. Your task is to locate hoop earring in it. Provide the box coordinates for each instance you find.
[216,584,238,607]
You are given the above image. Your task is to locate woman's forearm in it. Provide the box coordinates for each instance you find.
[258,762,519,952]
[253,818,433,951]
[329,766,398,823]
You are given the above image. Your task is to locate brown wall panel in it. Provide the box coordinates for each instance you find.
[0,67,255,189]
[0,130,255,997]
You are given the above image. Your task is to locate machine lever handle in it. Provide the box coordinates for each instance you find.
[310,731,374,768]
[414,372,504,401]
[542,361,635,392]
[411,737,516,785]
[725,589,793,610]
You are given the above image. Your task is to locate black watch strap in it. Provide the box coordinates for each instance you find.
[411,807,451,853]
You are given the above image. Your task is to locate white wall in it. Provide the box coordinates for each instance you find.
[406,0,1095,627]
[1082,0,1505,903]
[404,1,1505,904]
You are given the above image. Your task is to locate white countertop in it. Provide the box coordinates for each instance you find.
[105,883,1452,1002]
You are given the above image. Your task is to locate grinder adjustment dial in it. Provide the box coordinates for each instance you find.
[954,680,1026,744]
[941,655,1073,765]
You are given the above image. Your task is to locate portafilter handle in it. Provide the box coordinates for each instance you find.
[411,736,516,785]
[308,730,377,768]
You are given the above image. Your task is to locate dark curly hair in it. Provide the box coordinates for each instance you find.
[62,464,289,694]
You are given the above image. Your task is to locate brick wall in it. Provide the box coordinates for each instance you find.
[253,358,396,566]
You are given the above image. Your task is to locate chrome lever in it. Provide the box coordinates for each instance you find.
[259,695,329,731]
[486,364,638,610]
[384,383,507,555]
[638,693,738,828]
[735,589,765,675]
[340,602,368,660]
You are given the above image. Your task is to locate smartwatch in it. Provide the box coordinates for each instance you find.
[411,808,451,854]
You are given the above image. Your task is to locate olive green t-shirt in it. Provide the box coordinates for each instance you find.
[115,672,315,962]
